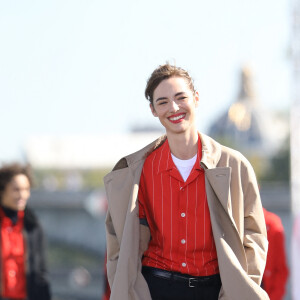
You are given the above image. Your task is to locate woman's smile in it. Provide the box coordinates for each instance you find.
[168,113,186,123]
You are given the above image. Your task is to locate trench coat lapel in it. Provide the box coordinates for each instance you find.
[200,133,234,221]
[205,168,233,219]
[204,167,248,269]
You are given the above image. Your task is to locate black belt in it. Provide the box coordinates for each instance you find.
[142,266,221,288]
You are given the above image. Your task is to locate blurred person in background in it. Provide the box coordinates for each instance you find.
[0,163,51,300]
[262,207,289,300]
[104,63,269,300]
[292,212,300,300]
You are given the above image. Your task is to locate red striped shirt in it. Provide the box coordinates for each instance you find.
[138,136,219,276]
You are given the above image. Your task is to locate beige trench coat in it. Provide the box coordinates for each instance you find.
[104,133,269,300]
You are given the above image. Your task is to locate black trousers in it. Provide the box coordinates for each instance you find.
[0,293,29,300]
[142,267,222,300]
[0,298,26,300]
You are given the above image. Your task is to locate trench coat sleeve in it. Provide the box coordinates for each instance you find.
[105,210,119,288]
[242,159,268,285]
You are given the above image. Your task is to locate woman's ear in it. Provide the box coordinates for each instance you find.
[150,103,158,117]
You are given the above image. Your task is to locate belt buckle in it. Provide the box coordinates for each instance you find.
[189,278,197,288]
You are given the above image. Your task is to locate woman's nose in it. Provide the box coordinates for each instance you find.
[170,100,179,112]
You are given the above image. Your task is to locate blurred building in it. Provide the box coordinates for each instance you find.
[208,66,288,158]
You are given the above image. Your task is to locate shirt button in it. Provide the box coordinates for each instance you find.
[182,262,186,267]
[181,239,186,244]
[181,213,186,218]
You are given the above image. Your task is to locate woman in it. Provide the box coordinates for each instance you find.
[104,63,269,300]
[0,163,51,300]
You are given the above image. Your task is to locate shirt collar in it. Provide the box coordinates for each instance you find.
[157,134,203,174]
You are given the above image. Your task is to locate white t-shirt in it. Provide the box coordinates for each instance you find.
[171,153,197,182]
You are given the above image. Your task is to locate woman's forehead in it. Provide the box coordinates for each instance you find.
[154,77,191,96]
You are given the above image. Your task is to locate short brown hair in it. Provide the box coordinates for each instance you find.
[0,163,32,201]
[145,63,196,104]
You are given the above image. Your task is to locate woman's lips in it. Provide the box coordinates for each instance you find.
[168,113,186,123]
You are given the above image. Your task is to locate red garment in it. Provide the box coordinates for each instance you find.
[102,255,111,300]
[138,137,218,276]
[103,275,110,300]
[0,208,27,299]
[262,208,289,300]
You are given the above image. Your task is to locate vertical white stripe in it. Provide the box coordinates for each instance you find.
[166,148,169,169]
[208,194,214,272]
[193,177,199,274]
[155,149,164,267]
[151,153,158,268]
[185,185,190,274]
[157,145,163,170]
[151,153,156,215]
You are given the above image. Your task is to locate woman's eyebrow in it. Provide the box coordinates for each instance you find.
[155,97,168,103]
[175,92,185,97]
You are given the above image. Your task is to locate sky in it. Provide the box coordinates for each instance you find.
[0,0,291,162]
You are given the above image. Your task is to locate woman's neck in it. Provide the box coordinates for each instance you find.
[167,130,198,160]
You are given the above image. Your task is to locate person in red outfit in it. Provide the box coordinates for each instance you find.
[0,163,51,300]
[262,208,289,300]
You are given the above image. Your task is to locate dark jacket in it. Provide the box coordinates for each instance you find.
[24,207,51,300]
[0,206,51,300]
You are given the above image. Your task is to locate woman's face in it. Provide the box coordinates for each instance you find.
[1,174,30,211]
[150,76,199,137]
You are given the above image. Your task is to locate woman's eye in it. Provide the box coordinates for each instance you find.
[158,101,167,105]
[178,97,187,101]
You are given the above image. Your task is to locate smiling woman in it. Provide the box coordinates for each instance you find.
[150,77,199,156]
[104,63,269,300]
[0,163,51,300]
